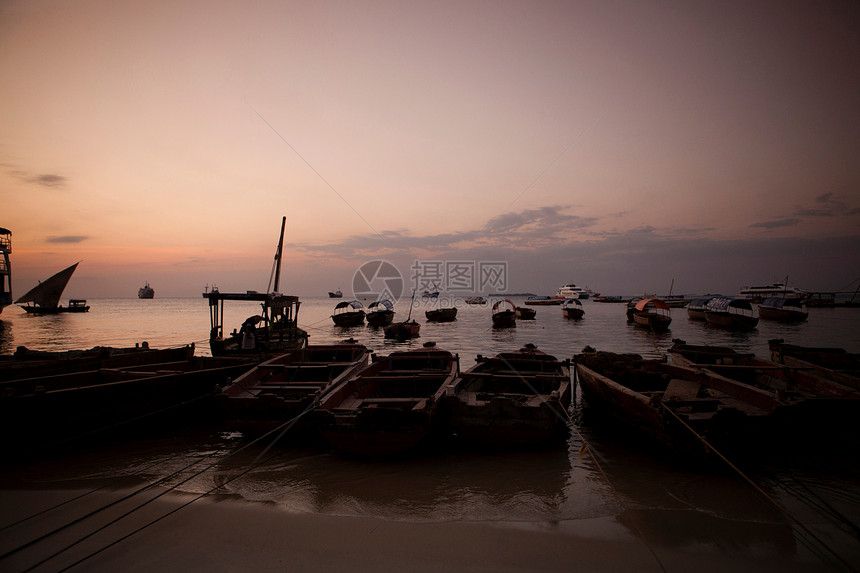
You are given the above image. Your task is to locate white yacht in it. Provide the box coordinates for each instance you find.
[556,284,589,299]
[739,282,806,301]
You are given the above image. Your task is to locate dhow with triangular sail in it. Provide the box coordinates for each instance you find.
[16,262,89,314]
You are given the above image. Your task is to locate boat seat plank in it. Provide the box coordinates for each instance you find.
[664,379,701,400]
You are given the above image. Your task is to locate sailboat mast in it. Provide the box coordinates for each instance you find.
[273,216,286,293]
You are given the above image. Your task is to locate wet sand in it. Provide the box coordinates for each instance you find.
[0,486,843,573]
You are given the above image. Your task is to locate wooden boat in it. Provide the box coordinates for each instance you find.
[758,297,808,322]
[331,300,366,326]
[385,292,421,339]
[315,346,459,457]
[574,350,774,458]
[206,218,308,356]
[515,306,536,320]
[768,340,860,390]
[0,354,257,451]
[138,282,154,299]
[464,296,486,305]
[425,307,458,322]
[704,297,759,330]
[446,345,571,447]
[220,343,371,433]
[16,262,88,314]
[0,343,195,382]
[686,296,717,320]
[629,298,672,331]
[491,299,517,328]
[593,295,632,303]
[365,299,395,326]
[561,298,584,319]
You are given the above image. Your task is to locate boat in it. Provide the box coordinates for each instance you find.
[685,296,718,320]
[574,350,774,459]
[593,295,632,303]
[205,217,308,356]
[66,299,90,312]
[464,296,486,305]
[365,299,395,326]
[0,227,10,315]
[384,291,421,339]
[422,289,440,299]
[515,306,536,320]
[138,282,154,299]
[662,294,692,308]
[768,340,860,390]
[445,344,572,447]
[491,299,517,328]
[704,297,759,330]
[523,295,564,306]
[219,343,372,433]
[16,262,88,314]
[328,289,343,298]
[758,297,808,322]
[556,283,589,299]
[628,298,672,332]
[0,352,257,451]
[425,307,458,322]
[561,298,584,319]
[739,281,806,303]
[315,345,460,457]
[331,300,366,326]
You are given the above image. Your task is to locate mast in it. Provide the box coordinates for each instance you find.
[273,216,286,293]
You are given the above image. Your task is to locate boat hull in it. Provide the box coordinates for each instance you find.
[705,312,759,330]
[758,306,808,322]
[425,308,458,322]
[632,312,672,331]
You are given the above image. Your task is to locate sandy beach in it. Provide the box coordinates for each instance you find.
[1,484,848,573]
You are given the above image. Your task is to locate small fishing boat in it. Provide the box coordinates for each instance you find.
[758,297,808,322]
[593,295,632,303]
[523,295,564,306]
[704,297,759,330]
[385,292,421,339]
[574,350,773,459]
[365,299,395,326]
[515,306,536,320]
[561,298,584,319]
[464,296,486,305]
[491,299,517,328]
[686,297,718,320]
[138,282,154,299]
[220,343,372,433]
[328,289,343,298]
[331,300,366,326]
[425,307,458,322]
[16,262,88,314]
[315,345,459,457]
[628,298,672,332]
[446,344,571,447]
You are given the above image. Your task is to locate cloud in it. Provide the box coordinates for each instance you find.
[11,170,68,188]
[46,235,88,243]
[794,192,857,218]
[750,218,801,229]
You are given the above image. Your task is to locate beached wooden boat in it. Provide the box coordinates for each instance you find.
[491,299,517,328]
[704,297,759,330]
[206,218,308,356]
[365,299,395,326]
[315,346,459,457]
[768,340,860,390]
[425,307,458,322]
[446,345,571,447]
[685,297,717,320]
[561,298,584,319]
[574,350,775,458]
[515,306,536,320]
[331,300,366,326]
[220,343,372,433]
[758,297,808,322]
[0,355,257,451]
[629,298,672,331]
[0,344,195,383]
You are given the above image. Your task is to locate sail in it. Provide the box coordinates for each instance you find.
[15,262,79,307]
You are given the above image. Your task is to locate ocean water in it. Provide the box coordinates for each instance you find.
[1,297,859,569]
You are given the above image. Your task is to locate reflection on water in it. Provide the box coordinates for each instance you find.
[0,319,11,355]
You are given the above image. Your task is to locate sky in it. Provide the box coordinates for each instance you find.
[2,0,859,300]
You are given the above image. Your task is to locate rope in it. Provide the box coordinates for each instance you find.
[660,403,858,573]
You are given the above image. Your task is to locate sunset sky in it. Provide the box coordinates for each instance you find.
[2,0,858,300]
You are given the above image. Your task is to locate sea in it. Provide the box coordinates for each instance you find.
[1,296,859,570]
